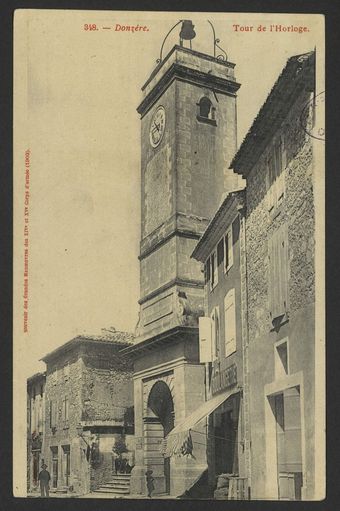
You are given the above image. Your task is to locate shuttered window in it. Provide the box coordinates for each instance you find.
[268,225,289,323]
[199,316,213,363]
[267,135,286,213]
[205,257,211,284]
[210,249,218,290]
[217,239,224,267]
[224,289,236,357]
[224,227,233,272]
[50,401,57,428]
[62,396,69,421]
[211,306,220,359]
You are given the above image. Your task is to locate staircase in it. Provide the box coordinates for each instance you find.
[94,474,131,496]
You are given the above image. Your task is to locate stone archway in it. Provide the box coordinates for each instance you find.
[144,380,175,494]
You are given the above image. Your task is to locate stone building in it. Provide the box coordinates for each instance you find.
[123,21,242,497]
[27,372,46,492]
[230,51,322,500]
[191,190,250,499]
[40,330,134,496]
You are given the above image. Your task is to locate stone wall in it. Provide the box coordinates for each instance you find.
[245,86,316,499]
[80,343,133,422]
[176,80,239,219]
[246,89,315,342]
[42,342,134,495]
[43,353,85,493]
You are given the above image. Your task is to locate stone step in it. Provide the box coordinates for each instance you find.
[101,483,130,489]
[94,487,130,494]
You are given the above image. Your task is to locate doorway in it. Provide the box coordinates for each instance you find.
[274,387,303,500]
[214,395,240,477]
[32,451,40,487]
[51,447,58,488]
[62,445,70,487]
[146,381,174,494]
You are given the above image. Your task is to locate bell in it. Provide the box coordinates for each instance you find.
[180,20,196,41]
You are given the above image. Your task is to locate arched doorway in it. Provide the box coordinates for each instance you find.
[146,381,174,494]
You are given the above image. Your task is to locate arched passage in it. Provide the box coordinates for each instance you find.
[144,381,174,494]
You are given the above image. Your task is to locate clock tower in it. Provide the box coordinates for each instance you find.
[125,22,241,497]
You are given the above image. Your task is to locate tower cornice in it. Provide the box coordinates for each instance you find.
[137,46,240,118]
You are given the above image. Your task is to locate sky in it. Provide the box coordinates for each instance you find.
[13,10,323,378]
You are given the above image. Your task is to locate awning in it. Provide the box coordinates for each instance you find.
[163,386,241,458]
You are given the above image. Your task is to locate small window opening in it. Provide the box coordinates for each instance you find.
[197,97,217,125]
[275,340,289,379]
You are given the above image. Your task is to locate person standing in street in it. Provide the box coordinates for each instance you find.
[145,469,155,498]
[38,463,50,497]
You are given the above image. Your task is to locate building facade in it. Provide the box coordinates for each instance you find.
[230,51,321,500]
[40,331,134,495]
[27,372,46,493]
[125,26,242,497]
[191,190,250,499]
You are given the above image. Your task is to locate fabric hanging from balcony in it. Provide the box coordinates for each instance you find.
[163,386,241,458]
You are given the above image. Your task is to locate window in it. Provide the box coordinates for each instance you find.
[275,339,289,379]
[224,226,233,272]
[268,225,289,324]
[64,364,70,380]
[50,400,57,429]
[199,97,212,118]
[210,249,218,290]
[38,400,43,433]
[197,97,217,125]
[267,134,287,214]
[211,306,220,360]
[224,289,236,357]
[62,396,69,422]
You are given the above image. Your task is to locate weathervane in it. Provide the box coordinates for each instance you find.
[156,19,227,64]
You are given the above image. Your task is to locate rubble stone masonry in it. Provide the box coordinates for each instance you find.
[245,86,315,499]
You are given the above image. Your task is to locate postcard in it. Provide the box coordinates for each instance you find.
[13,9,325,500]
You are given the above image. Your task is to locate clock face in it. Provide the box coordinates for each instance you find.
[149,106,166,147]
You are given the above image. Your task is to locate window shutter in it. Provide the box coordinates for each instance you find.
[215,306,220,358]
[269,226,289,322]
[211,254,215,288]
[217,239,224,266]
[224,233,229,271]
[280,226,289,313]
[228,229,233,269]
[49,401,53,428]
[277,137,285,205]
[199,317,212,363]
[224,228,233,272]
[274,229,281,317]
[281,134,287,170]
[268,235,273,317]
[205,258,211,284]
[65,398,69,421]
[211,309,216,358]
[224,289,236,357]
[38,402,43,432]
[211,250,218,288]
[267,156,275,212]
